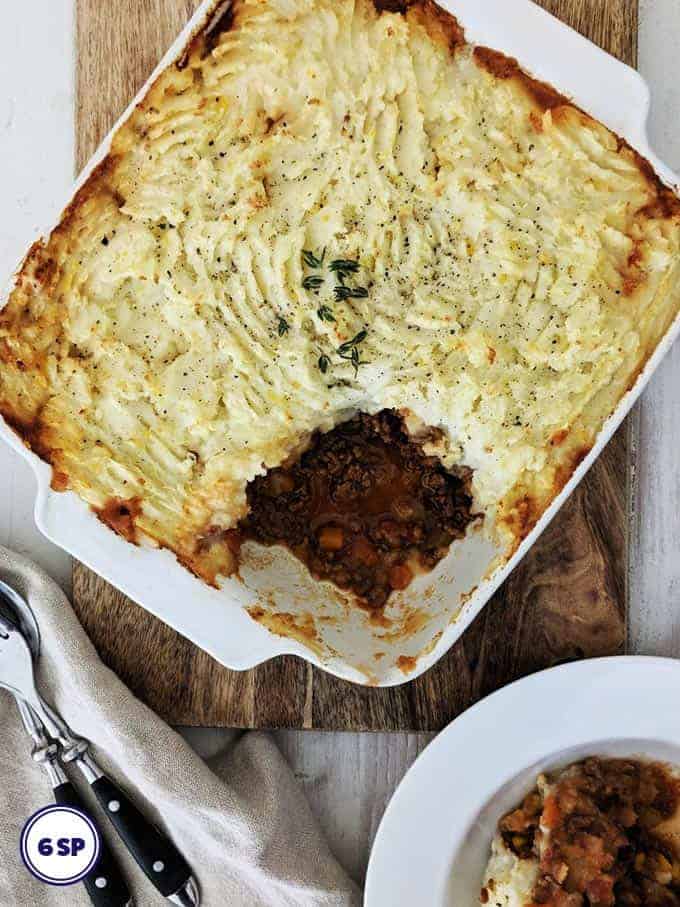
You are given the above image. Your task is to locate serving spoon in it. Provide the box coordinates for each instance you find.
[0,582,132,904]
[0,579,199,906]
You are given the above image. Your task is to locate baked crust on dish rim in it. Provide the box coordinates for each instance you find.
[1,0,679,595]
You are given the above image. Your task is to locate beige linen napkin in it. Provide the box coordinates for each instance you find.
[0,546,360,906]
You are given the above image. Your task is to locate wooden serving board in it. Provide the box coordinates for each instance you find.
[72,0,635,731]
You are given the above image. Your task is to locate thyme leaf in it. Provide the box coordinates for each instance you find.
[277,317,290,337]
[334,285,368,301]
[330,259,360,273]
[329,259,360,283]
[318,354,330,374]
[302,275,324,290]
[302,248,326,269]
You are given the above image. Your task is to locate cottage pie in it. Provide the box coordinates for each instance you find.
[1,0,679,599]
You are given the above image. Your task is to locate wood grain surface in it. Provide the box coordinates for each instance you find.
[73,0,636,730]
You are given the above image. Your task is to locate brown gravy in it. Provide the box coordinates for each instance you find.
[238,410,477,607]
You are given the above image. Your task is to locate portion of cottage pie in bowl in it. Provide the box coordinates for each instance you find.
[1,0,680,612]
[481,757,680,907]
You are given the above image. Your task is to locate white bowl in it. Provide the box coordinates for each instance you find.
[1,0,679,685]
[365,656,680,905]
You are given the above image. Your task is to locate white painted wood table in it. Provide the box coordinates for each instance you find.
[1,0,679,885]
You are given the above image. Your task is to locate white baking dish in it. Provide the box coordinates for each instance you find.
[1,0,678,686]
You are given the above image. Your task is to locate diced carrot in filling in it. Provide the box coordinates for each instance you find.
[318,526,345,551]
[239,410,478,607]
[496,758,680,907]
[388,564,413,590]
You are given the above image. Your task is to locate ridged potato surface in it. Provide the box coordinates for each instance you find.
[1,0,679,583]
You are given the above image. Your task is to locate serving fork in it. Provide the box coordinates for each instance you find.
[0,580,200,906]
[12,688,133,906]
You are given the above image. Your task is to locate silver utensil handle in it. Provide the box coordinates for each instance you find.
[14,700,134,907]
[30,692,199,904]
[25,692,102,781]
[17,699,67,787]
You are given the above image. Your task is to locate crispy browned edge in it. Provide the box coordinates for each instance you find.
[1,0,679,579]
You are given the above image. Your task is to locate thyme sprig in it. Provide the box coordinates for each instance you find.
[315,330,368,377]
[302,253,367,302]
[277,317,290,337]
[337,330,367,355]
[303,252,369,377]
[337,330,368,375]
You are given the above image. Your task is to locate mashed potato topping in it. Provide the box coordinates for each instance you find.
[482,836,539,907]
[1,0,679,583]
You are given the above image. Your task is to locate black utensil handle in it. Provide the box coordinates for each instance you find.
[91,775,191,898]
[54,782,132,907]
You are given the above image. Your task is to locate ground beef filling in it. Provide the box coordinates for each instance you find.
[238,410,476,607]
[494,758,680,907]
